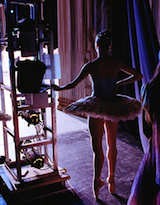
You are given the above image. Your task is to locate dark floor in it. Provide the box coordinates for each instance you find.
[56,128,143,205]
[0,113,144,205]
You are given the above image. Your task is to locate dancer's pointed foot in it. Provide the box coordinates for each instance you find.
[93,178,105,199]
[107,175,115,194]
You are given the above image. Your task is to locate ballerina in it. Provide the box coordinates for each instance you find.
[128,62,160,205]
[53,29,143,199]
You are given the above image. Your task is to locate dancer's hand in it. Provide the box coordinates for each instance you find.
[112,84,119,95]
[52,84,61,91]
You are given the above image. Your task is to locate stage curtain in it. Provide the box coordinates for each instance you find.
[57,0,96,110]
[112,0,159,152]
[93,0,112,33]
[126,0,159,152]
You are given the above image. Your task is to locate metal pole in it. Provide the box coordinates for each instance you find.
[5,0,21,180]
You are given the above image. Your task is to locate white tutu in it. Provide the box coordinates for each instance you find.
[64,94,141,122]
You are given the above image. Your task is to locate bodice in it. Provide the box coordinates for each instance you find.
[91,77,117,99]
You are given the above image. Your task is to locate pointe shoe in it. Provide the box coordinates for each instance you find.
[107,175,115,194]
[93,179,105,199]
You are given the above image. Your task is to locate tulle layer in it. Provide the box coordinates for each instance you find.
[64,94,141,122]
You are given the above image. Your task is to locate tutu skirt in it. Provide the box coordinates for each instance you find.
[64,94,141,122]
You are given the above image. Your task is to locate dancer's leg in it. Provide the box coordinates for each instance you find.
[104,120,118,193]
[88,117,105,198]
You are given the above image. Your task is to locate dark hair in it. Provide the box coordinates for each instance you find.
[95,29,112,49]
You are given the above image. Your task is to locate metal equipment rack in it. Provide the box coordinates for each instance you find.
[0,0,70,204]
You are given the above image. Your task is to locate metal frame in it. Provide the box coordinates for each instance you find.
[0,0,70,202]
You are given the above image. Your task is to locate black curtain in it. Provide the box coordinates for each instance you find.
[112,0,159,152]
[112,0,141,144]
